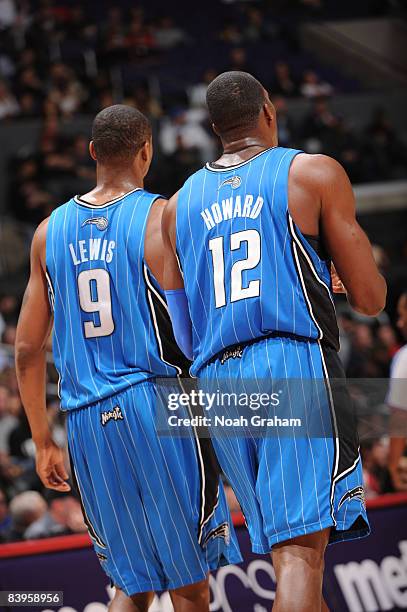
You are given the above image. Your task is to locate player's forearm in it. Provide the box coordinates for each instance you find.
[165,289,193,360]
[15,346,51,447]
[346,273,387,317]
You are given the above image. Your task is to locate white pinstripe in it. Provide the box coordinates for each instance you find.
[67,420,126,590]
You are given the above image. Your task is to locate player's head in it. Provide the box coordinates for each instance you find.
[90,105,152,177]
[396,291,407,339]
[206,71,277,146]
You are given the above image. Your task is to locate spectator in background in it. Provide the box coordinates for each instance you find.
[0,326,16,370]
[361,438,389,498]
[24,493,87,540]
[154,16,187,50]
[302,97,338,152]
[274,96,296,147]
[0,0,16,30]
[125,13,156,58]
[272,61,298,98]
[244,7,273,42]
[0,294,18,336]
[226,47,254,74]
[4,490,47,541]
[0,488,10,540]
[159,108,216,164]
[362,108,407,181]
[47,63,86,117]
[219,22,244,45]
[0,385,17,452]
[188,69,218,109]
[0,80,19,120]
[160,134,202,195]
[300,70,333,98]
[131,84,162,119]
[388,292,407,491]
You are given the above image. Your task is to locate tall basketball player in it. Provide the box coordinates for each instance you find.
[15,105,241,612]
[162,73,387,611]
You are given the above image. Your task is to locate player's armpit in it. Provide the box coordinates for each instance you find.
[15,219,56,451]
[317,156,386,316]
[161,192,184,291]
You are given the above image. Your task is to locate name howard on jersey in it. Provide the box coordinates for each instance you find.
[69,239,116,266]
[201,193,264,230]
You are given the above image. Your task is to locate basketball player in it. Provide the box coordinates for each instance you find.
[15,105,241,612]
[162,73,387,611]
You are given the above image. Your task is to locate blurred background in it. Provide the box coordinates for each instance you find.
[0,0,407,544]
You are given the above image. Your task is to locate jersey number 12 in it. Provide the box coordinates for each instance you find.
[209,229,261,308]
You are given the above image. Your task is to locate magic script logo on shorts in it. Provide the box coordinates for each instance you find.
[101,405,124,426]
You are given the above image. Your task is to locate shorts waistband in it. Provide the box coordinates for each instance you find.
[209,331,318,368]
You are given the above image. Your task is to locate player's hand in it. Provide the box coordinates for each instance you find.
[331,264,346,294]
[35,441,71,492]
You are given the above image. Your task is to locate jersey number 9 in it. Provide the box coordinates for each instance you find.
[77,269,114,338]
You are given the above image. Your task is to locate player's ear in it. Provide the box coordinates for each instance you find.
[139,139,153,178]
[262,103,274,127]
[89,141,97,161]
[211,122,220,136]
[140,140,150,162]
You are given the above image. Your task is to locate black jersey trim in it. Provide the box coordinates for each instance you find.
[318,342,361,524]
[205,147,277,172]
[45,267,55,311]
[142,265,221,543]
[74,188,142,209]
[288,214,340,351]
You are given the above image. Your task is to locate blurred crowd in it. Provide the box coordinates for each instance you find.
[0,0,406,221]
[7,99,407,227]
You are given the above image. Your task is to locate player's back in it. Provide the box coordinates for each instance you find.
[46,188,182,410]
[176,146,339,375]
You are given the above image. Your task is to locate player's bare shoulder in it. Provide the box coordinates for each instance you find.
[32,216,50,270]
[290,153,347,193]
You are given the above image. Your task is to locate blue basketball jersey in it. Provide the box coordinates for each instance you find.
[176,147,339,375]
[46,188,184,411]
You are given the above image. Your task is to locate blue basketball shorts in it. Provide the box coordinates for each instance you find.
[198,335,370,554]
[66,381,242,595]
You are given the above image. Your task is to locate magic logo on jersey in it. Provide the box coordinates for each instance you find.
[338,486,365,509]
[82,217,109,231]
[219,175,242,190]
[202,522,230,548]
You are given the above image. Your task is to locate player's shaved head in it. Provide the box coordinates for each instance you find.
[92,104,152,165]
[206,71,266,138]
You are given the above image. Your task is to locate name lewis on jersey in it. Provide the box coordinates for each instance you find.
[201,193,264,230]
[69,239,116,266]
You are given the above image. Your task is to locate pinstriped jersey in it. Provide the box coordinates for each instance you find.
[46,188,186,411]
[176,147,339,376]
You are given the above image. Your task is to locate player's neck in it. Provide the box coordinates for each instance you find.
[219,135,277,164]
[85,165,144,203]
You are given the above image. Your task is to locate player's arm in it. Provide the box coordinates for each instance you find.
[316,156,387,316]
[161,192,193,360]
[15,219,70,492]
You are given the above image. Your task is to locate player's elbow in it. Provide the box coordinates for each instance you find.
[350,277,387,317]
[15,340,44,369]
